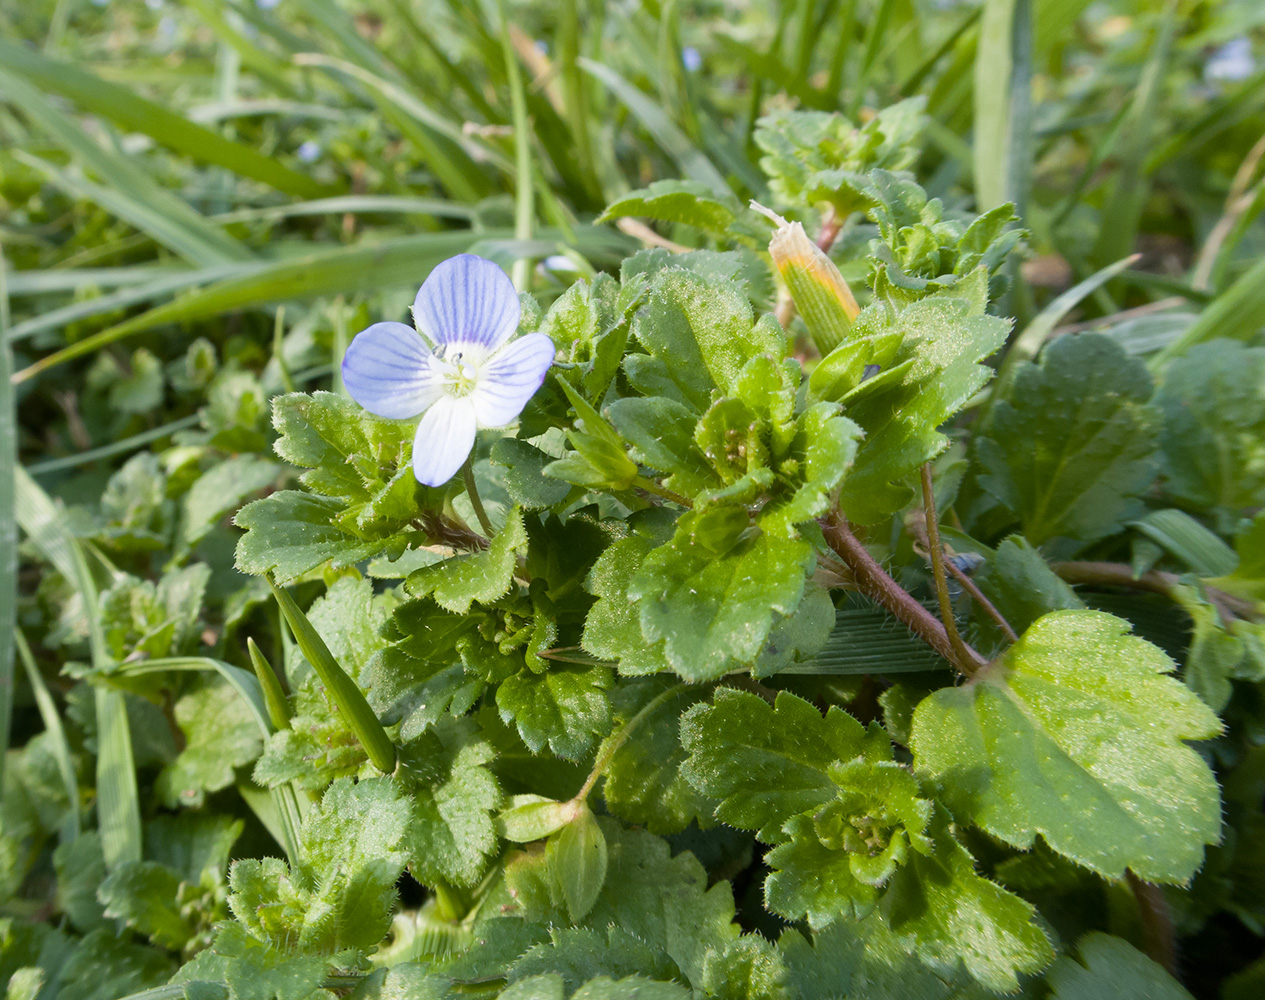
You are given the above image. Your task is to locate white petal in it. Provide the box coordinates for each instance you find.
[412,254,521,354]
[411,394,478,487]
[470,333,557,428]
[342,322,444,419]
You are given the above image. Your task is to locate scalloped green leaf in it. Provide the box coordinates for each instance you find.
[911,610,1222,883]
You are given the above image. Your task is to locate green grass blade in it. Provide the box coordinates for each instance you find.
[93,687,142,868]
[1152,255,1265,367]
[0,36,333,199]
[15,151,250,270]
[15,466,142,868]
[498,0,535,290]
[14,631,81,843]
[13,226,628,383]
[0,67,251,266]
[1090,0,1178,269]
[974,0,1032,214]
[996,253,1141,381]
[247,638,293,732]
[579,57,730,197]
[269,578,397,775]
[0,252,13,786]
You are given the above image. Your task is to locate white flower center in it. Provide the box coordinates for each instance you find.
[440,350,481,397]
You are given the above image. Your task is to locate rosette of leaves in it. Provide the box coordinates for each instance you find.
[549,264,862,681]
[681,689,1052,991]
[865,169,1022,309]
[755,99,926,216]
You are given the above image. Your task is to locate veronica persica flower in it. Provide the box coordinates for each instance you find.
[341,254,555,486]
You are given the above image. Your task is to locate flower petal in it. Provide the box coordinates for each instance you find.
[413,254,521,354]
[411,394,478,487]
[470,333,557,428]
[342,322,444,420]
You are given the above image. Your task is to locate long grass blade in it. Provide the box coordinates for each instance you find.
[0,67,251,266]
[579,58,731,197]
[0,36,332,199]
[13,226,628,383]
[14,631,80,843]
[269,578,397,775]
[15,466,142,868]
[974,0,1032,214]
[0,252,13,786]
[120,655,303,863]
[1152,255,1265,367]
[1090,0,1179,270]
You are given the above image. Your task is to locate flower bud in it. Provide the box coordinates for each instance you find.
[755,202,860,355]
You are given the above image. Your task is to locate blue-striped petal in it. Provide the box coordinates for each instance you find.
[411,394,478,486]
[470,333,556,428]
[413,254,521,354]
[342,321,444,420]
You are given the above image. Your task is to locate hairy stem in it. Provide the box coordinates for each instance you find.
[575,683,690,803]
[633,474,694,509]
[1127,870,1178,975]
[461,456,495,538]
[1053,560,1258,623]
[944,558,1019,642]
[920,465,977,669]
[822,510,987,676]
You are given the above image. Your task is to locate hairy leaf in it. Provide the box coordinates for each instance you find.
[911,610,1222,882]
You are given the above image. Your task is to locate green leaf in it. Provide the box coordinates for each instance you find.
[499,796,579,844]
[629,519,815,681]
[581,530,674,676]
[156,675,264,809]
[491,440,573,510]
[408,508,529,614]
[510,927,677,994]
[973,536,1084,636]
[878,806,1052,991]
[235,491,410,583]
[1046,933,1193,1000]
[504,820,739,988]
[838,280,1010,523]
[602,680,711,835]
[271,579,397,775]
[911,609,1223,882]
[648,269,784,396]
[1209,511,1265,603]
[779,919,996,1000]
[228,777,409,954]
[497,665,613,761]
[598,180,740,233]
[97,862,192,952]
[1154,340,1265,526]
[1130,508,1239,578]
[399,721,502,888]
[547,805,609,923]
[977,334,1161,544]
[178,455,280,557]
[754,101,925,215]
[680,690,889,842]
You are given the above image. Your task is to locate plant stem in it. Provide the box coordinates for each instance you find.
[920,464,977,670]
[575,683,689,803]
[633,474,693,509]
[461,455,495,538]
[1127,870,1178,975]
[944,557,1019,642]
[1053,559,1258,625]
[821,509,987,676]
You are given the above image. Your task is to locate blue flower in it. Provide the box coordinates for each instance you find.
[1205,37,1255,83]
[341,254,555,487]
[681,46,702,72]
[297,140,321,163]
